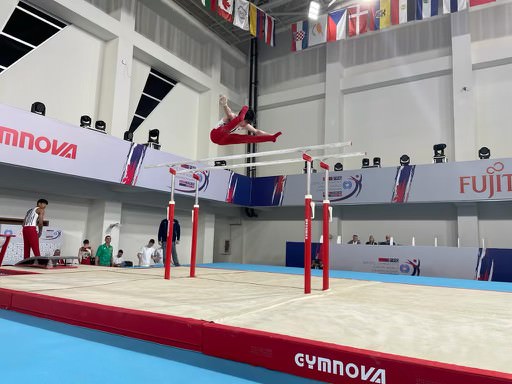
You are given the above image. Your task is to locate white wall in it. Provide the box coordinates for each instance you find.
[241,219,323,266]
[0,0,16,30]
[128,58,150,120]
[119,204,193,266]
[0,25,104,127]
[473,63,512,159]
[338,204,458,247]
[478,202,512,248]
[258,98,325,176]
[130,66,201,159]
[343,75,454,169]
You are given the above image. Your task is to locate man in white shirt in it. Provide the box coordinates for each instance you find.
[137,239,155,267]
[113,250,124,267]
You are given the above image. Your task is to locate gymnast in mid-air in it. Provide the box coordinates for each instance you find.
[210,95,282,145]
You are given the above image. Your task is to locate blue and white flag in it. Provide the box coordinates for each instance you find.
[443,0,467,13]
[416,0,439,19]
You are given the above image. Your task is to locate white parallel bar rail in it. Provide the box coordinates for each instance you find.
[145,141,352,169]
[175,152,366,174]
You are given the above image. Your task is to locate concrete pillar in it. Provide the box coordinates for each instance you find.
[199,212,215,263]
[197,46,222,159]
[324,42,344,148]
[86,200,122,253]
[456,203,479,247]
[97,7,135,139]
[450,11,477,162]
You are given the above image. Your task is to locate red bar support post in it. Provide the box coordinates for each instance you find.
[0,234,15,266]
[303,153,314,294]
[190,173,200,278]
[319,161,331,291]
[165,168,176,280]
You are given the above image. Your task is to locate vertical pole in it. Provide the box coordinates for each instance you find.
[165,169,176,280]
[0,235,14,266]
[303,153,313,294]
[190,173,200,278]
[320,161,330,291]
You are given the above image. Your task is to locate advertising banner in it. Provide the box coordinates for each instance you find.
[0,104,249,205]
[286,242,512,282]
[258,160,512,206]
[2,104,512,207]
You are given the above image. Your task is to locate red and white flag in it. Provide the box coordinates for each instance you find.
[265,15,275,46]
[327,9,347,42]
[291,20,308,51]
[348,4,369,37]
[217,0,234,22]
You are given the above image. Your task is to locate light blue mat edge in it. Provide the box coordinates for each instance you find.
[197,262,512,293]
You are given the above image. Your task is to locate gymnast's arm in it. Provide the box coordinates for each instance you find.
[219,95,236,121]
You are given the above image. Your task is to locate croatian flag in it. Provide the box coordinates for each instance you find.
[327,9,347,42]
[291,20,308,51]
[416,0,439,19]
[443,0,467,13]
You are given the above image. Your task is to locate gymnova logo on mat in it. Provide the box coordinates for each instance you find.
[294,353,386,383]
[0,126,77,159]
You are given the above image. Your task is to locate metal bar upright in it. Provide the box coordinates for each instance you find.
[165,168,176,280]
[320,161,331,291]
[190,173,200,278]
[303,153,313,294]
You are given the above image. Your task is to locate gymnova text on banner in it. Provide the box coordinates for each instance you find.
[0,125,77,159]
[294,352,386,383]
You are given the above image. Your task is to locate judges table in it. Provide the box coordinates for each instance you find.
[286,242,512,282]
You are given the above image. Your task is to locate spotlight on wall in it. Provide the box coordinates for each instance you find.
[31,102,46,116]
[147,129,161,150]
[373,157,381,168]
[433,143,447,164]
[334,162,343,172]
[214,160,227,167]
[95,120,106,133]
[362,158,370,168]
[400,154,410,166]
[80,115,92,128]
[123,131,133,142]
[478,146,490,160]
[308,1,320,20]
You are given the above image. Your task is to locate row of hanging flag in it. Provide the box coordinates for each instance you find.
[291,0,495,52]
[202,0,275,46]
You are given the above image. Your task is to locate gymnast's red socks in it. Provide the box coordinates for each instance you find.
[272,132,282,142]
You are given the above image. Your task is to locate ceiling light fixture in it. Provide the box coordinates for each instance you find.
[308,1,320,20]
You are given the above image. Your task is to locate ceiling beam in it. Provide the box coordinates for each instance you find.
[259,0,299,11]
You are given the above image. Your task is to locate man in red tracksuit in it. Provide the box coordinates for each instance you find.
[210,95,282,145]
[22,198,48,259]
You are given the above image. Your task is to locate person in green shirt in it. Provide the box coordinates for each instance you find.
[95,235,113,266]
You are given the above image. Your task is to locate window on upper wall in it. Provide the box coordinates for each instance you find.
[129,68,178,133]
[0,1,67,73]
